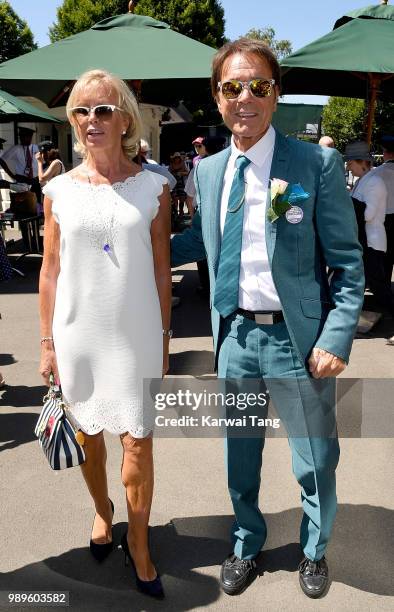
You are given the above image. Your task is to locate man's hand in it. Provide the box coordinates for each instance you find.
[308,347,346,379]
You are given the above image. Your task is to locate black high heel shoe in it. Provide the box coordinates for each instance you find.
[120,532,164,599]
[89,499,114,562]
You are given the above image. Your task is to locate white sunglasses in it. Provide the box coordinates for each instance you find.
[70,104,123,119]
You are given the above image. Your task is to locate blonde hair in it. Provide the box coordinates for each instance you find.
[66,69,142,160]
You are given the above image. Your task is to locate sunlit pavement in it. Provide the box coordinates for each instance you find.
[0,249,393,611]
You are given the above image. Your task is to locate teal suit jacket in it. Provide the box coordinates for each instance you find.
[171,130,365,369]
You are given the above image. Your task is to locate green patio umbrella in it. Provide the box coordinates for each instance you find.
[0,89,61,123]
[334,0,394,28]
[280,5,394,144]
[0,12,215,108]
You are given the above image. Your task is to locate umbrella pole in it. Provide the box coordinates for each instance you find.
[366,74,380,146]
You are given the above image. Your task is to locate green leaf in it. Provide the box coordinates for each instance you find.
[267,206,279,223]
[273,198,291,216]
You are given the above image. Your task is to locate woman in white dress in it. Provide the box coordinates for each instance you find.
[39,70,171,599]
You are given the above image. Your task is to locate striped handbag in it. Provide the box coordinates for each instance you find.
[34,382,85,470]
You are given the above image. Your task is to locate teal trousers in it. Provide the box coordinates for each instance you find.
[218,313,340,562]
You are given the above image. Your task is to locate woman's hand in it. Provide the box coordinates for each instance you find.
[39,343,60,387]
[35,151,44,163]
[162,337,170,378]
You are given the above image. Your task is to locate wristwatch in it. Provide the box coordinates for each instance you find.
[162,329,173,338]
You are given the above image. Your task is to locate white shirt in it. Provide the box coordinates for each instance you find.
[351,171,388,252]
[220,125,282,311]
[372,161,394,214]
[185,166,196,199]
[1,144,39,178]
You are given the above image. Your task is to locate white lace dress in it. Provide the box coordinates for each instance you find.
[42,170,167,438]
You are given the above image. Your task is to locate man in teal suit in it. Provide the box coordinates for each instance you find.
[171,38,364,598]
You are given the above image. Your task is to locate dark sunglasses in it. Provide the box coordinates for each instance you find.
[217,78,275,100]
[70,104,123,119]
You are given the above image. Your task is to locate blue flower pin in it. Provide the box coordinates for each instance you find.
[268,179,310,223]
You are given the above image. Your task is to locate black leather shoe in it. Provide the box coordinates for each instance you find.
[220,553,257,595]
[89,499,114,562]
[299,556,329,598]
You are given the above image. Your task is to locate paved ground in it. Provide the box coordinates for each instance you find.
[0,239,393,612]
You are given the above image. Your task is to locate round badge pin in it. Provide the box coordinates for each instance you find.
[285,206,304,224]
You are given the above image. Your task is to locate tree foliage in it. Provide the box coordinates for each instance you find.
[134,0,225,47]
[244,27,292,60]
[322,97,365,153]
[322,96,394,153]
[373,101,394,146]
[49,0,127,42]
[49,0,225,48]
[0,0,37,63]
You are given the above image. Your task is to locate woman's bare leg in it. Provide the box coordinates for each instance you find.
[120,433,156,581]
[80,431,112,544]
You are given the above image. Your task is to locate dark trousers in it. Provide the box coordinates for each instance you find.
[197,258,209,292]
[365,247,394,317]
[384,214,394,288]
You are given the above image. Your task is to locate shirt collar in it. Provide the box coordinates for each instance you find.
[230,124,275,168]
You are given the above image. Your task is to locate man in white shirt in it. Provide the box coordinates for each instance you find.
[0,126,42,209]
[373,137,394,278]
[318,135,335,148]
[171,38,364,598]
[0,127,39,186]
[373,136,394,344]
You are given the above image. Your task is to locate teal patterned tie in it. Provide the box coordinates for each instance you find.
[214,155,251,317]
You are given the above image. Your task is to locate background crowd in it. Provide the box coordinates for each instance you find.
[1,129,394,336]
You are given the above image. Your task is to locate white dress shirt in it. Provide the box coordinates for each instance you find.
[372,161,394,214]
[220,125,282,311]
[351,171,388,252]
[1,144,39,178]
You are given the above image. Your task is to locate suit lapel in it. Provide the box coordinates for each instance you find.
[210,148,231,273]
[265,130,291,266]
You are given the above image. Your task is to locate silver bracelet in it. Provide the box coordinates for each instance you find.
[162,329,173,338]
[40,336,54,344]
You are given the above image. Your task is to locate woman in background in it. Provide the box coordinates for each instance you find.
[345,141,394,320]
[35,146,65,186]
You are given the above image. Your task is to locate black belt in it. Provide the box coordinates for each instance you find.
[236,309,284,325]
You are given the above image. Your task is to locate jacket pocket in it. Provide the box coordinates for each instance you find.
[300,298,332,319]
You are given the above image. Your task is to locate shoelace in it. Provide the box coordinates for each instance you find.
[299,558,327,576]
[228,555,256,570]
